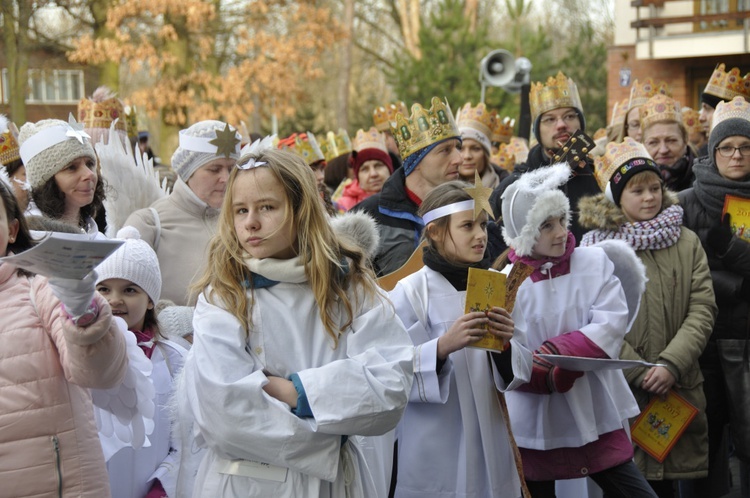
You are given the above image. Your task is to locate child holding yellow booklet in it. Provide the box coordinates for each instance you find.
[389,179,531,498]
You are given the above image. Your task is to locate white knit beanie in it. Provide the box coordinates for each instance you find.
[501,163,572,257]
[96,226,162,304]
[18,118,97,189]
[171,120,240,182]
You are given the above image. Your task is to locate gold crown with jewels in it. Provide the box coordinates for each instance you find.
[681,107,703,135]
[391,97,460,160]
[594,137,653,192]
[492,116,515,144]
[0,116,20,166]
[711,96,750,132]
[456,102,497,140]
[319,129,352,162]
[704,63,750,102]
[628,78,671,111]
[352,127,388,154]
[529,71,583,121]
[78,95,126,133]
[640,94,682,132]
[491,143,516,172]
[373,101,408,132]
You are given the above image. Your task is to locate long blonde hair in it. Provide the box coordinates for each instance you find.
[192,148,379,346]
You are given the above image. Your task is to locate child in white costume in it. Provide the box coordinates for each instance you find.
[500,163,657,498]
[96,227,189,498]
[390,179,532,498]
[181,143,414,497]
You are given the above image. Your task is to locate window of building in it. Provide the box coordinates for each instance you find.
[1,68,84,104]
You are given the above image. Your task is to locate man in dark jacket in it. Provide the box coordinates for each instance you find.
[354,97,462,276]
[489,72,600,251]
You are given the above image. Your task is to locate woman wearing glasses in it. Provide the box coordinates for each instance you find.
[679,96,750,497]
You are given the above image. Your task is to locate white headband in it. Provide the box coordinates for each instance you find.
[19,124,91,165]
[178,129,241,156]
[421,200,475,225]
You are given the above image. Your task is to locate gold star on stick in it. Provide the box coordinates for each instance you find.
[209,123,240,158]
[463,170,495,220]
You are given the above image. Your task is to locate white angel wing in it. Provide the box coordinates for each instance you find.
[92,316,156,461]
[96,120,169,238]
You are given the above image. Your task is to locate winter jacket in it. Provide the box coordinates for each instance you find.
[489,143,601,248]
[125,178,219,306]
[352,167,423,276]
[0,263,128,498]
[579,191,716,480]
[334,179,375,213]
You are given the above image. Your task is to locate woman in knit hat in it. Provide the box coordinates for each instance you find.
[124,120,241,306]
[579,138,716,497]
[679,96,750,497]
[334,127,393,212]
[18,116,104,234]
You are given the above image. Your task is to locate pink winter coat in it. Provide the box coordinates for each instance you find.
[0,262,128,498]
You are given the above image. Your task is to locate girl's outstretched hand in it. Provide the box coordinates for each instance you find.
[487,306,514,343]
[437,311,489,360]
[263,376,298,408]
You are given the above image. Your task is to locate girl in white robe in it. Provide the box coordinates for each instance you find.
[390,180,532,498]
[181,144,414,498]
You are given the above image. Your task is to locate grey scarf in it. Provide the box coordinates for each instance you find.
[692,157,750,220]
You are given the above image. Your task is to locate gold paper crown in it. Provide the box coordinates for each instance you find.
[640,94,682,132]
[391,97,460,160]
[0,117,20,166]
[492,116,515,144]
[681,107,704,135]
[529,72,583,121]
[507,137,529,163]
[704,63,750,102]
[456,102,497,140]
[124,105,139,139]
[711,96,750,132]
[78,96,126,133]
[491,143,517,172]
[373,101,408,132]
[320,129,352,161]
[627,78,671,111]
[610,98,629,128]
[293,132,325,165]
[593,128,607,140]
[593,137,653,192]
[353,127,388,154]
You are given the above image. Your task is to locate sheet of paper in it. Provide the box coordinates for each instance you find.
[0,232,123,279]
[537,354,664,372]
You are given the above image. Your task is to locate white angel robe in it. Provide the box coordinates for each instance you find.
[182,257,414,498]
[389,266,532,498]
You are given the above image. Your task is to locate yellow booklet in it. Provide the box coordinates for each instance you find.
[722,194,750,242]
[630,390,699,463]
[465,267,507,352]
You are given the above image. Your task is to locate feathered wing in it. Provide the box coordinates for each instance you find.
[514,161,572,194]
[96,121,169,238]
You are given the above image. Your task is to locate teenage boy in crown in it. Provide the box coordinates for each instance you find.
[490,72,600,246]
[354,97,462,276]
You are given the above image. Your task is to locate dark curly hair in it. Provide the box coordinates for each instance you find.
[31,164,106,229]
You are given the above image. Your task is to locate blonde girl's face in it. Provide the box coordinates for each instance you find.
[96,278,152,331]
[0,196,19,257]
[232,168,297,260]
[434,210,488,264]
[532,215,568,259]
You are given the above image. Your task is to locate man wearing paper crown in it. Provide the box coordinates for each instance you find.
[699,64,750,154]
[577,137,716,494]
[354,97,462,276]
[456,102,510,189]
[679,96,750,497]
[489,71,600,248]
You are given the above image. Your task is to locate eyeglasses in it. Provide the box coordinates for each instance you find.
[716,145,750,158]
[539,113,579,127]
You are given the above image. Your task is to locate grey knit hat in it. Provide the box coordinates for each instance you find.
[709,117,750,166]
[18,117,97,189]
[96,226,162,305]
[171,120,240,182]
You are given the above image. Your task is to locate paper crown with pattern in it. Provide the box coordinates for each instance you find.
[456,102,497,141]
[640,94,682,131]
[123,105,139,139]
[627,78,672,111]
[352,127,388,154]
[493,116,515,144]
[681,107,704,135]
[711,96,750,132]
[0,116,20,166]
[78,95,126,133]
[610,98,629,128]
[594,137,653,192]
[703,64,750,102]
[391,97,460,160]
[373,101,408,132]
[529,71,583,121]
[491,143,517,172]
[278,132,325,165]
[320,129,352,162]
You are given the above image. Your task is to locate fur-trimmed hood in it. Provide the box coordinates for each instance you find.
[330,210,381,259]
[578,189,679,232]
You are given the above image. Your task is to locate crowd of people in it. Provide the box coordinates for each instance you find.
[0,60,749,498]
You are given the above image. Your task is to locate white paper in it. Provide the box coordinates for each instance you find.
[538,354,664,372]
[0,232,123,279]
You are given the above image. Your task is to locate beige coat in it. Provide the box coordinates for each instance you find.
[0,263,127,497]
[125,178,219,306]
[579,192,717,480]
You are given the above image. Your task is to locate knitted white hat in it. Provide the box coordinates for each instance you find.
[18,118,97,189]
[96,226,162,304]
[157,304,194,339]
[501,162,572,257]
[171,120,240,182]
